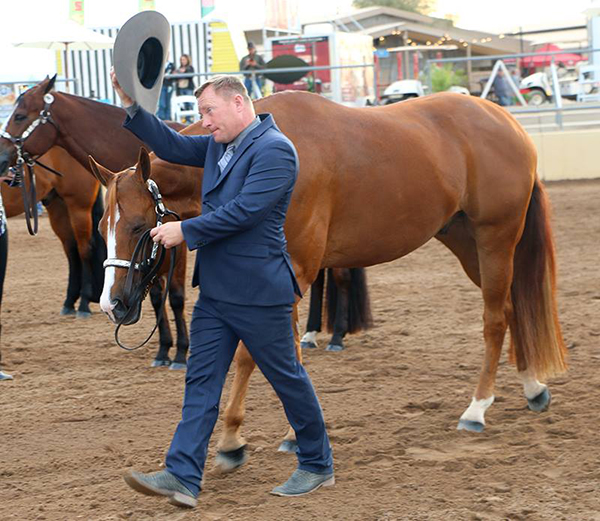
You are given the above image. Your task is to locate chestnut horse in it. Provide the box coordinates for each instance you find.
[1,146,105,317]
[89,90,566,471]
[0,76,189,369]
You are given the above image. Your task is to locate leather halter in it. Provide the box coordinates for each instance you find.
[106,178,181,351]
[0,93,62,235]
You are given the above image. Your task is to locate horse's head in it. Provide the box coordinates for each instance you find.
[90,147,172,325]
[0,75,60,175]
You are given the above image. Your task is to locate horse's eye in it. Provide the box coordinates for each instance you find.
[14,114,27,123]
[131,223,146,234]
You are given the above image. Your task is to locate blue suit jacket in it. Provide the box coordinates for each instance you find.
[124,107,301,306]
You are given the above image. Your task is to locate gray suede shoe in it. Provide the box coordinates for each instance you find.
[124,469,197,508]
[270,469,335,497]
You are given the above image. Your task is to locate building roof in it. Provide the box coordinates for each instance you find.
[303,6,532,56]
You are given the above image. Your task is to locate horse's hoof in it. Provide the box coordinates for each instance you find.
[215,445,248,473]
[60,306,76,316]
[301,341,318,349]
[277,439,298,453]
[150,359,171,368]
[0,370,14,381]
[76,310,92,319]
[169,362,187,371]
[457,419,485,433]
[325,344,344,352]
[527,388,551,412]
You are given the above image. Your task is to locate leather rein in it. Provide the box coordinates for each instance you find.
[0,93,63,235]
[105,179,181,351]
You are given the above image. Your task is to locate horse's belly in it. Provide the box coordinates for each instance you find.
[322,218,441,269]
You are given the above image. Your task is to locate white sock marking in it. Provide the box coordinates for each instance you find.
[301,331,318,346]
[459,396,495,427]
[519,370,547,400]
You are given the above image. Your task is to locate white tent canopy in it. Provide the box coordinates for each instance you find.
[11,20,115,91]
[11,19,114,51]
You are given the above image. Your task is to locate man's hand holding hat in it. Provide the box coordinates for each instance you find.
[110,67,134,108]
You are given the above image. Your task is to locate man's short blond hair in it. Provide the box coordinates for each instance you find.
[194,75,251,103]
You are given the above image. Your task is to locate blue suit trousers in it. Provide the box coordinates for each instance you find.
[165,295,333,495]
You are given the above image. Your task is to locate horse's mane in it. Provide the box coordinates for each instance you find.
[59,91,127,117]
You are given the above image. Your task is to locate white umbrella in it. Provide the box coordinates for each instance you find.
[11,20,115,91]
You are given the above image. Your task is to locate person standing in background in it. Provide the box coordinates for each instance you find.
[157,61,175,120]
[239,42,266,99]
[175,55,196,123]
[175,54,195,97]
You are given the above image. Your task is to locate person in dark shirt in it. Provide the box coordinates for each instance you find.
[239,42,266,99]
[493,69,512,107]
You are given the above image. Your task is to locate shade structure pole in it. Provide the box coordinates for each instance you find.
[64,42,70,93]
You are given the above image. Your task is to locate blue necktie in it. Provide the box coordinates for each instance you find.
[218,144,236,172]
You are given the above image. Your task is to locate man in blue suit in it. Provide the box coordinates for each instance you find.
[110,71,334,508]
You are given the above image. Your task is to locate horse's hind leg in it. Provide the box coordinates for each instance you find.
[63,204,95,318]
[216,342,256,472]
[459,225,519,432]
[301,269,325,349]
[168,250,189,371]
[325,268,351,352]
[436,217,514,432]
[44,194,81,315]
[216,304,302,469]
[149,279,173,368]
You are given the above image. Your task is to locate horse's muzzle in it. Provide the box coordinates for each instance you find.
[111,297,142,326]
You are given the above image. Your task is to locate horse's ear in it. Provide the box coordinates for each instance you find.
[137,147,152,182]
[44,74,57,94]
[88,155,114,187]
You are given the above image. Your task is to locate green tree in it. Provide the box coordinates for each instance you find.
[352,0,436,15]
[429,64,467,92]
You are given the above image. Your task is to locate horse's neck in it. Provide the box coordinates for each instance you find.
[55,95,143,172]
[152,164,202,220]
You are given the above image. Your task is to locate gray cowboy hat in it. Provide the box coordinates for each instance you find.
[113,11,171,113]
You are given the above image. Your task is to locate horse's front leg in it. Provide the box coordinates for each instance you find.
[216,342,256,472]
[149,279,174,367]
[301,269,325,349]
[168,248,189,371]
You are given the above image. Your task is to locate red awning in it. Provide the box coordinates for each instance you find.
[521,43,584,68]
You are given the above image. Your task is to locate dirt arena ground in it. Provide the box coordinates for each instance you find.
[1,179,599,521]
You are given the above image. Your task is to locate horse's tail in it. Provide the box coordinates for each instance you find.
[89,187,107,303]
[509,179,567,380]
[326,268,373,334]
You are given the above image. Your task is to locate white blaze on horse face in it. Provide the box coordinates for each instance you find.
[458,396,494,428]
[100,208,120,319]
[519,370,547,400]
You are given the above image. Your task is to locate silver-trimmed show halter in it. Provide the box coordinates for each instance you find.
[0,93,63,235]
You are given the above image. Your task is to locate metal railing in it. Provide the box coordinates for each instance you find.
[424,47,600,130]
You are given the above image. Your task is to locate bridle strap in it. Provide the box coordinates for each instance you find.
[1,93,60,236]
[21,161,38,235]
[33,158,64,178]
[109,179,181,351]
